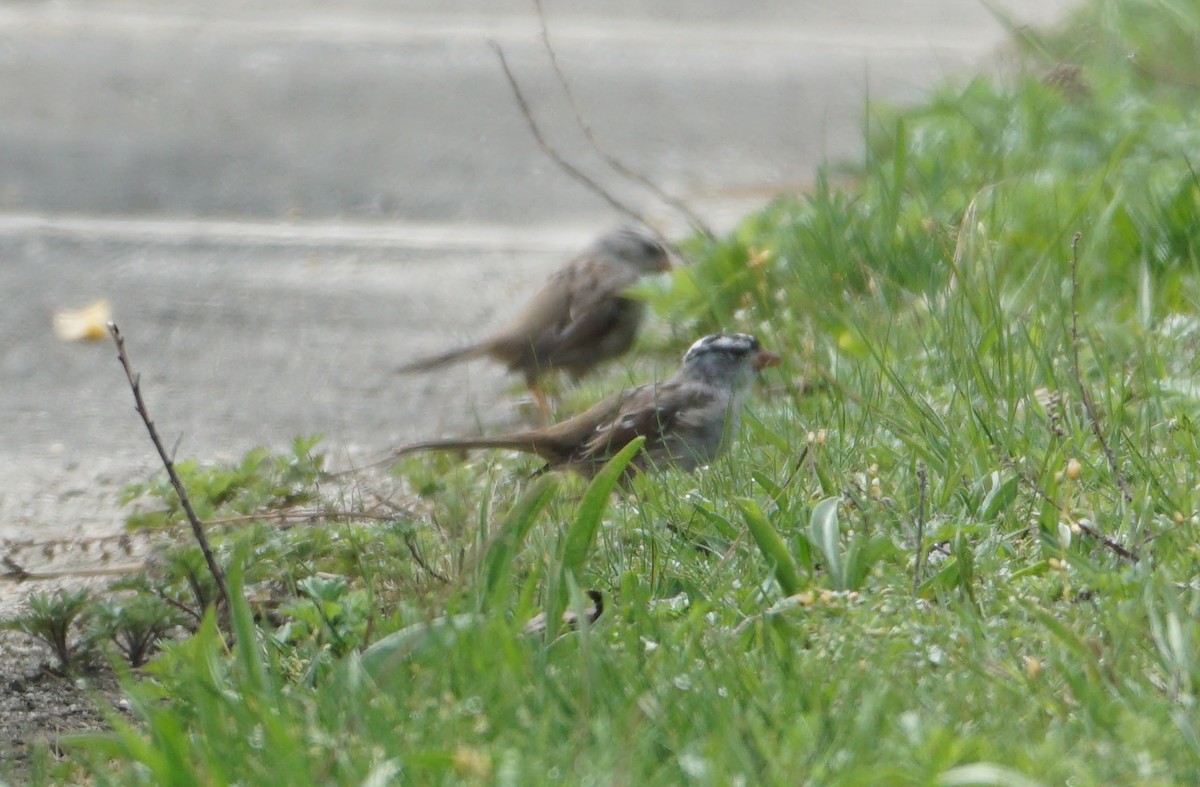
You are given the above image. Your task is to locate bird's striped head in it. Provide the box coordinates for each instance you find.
[680,333,780,385]
[595,227,677,273]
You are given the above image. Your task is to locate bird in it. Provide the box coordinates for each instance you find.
[389,332,780,478]
[397,227,678,415]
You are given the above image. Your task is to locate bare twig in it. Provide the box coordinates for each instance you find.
[403,532,451,584]
[491,40,650,228]
[913,462,927,596]
[107,323,230,614]
[1074,519,1141,563]
[1,557,146,582]
[153,589,206,624]
[202,508,399,529]
[532,0,715,241]
[1068,232,1134,504]
[840,484,870,528]
[2,556,30,581]
[1017,471,1140,563]
[768,445,810,506]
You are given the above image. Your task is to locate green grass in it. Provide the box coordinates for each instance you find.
[17,0,1200,784]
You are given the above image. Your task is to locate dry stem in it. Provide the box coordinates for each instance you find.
[1068,232,1134,504]
[2,555,145,582]
[107,322,230,614]
[532,0,715,240]
[913,462,928,596]
[490,40,650,228]
[1018,470,1140,563]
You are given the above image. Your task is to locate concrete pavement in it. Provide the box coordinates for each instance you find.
[0,0,1077,552]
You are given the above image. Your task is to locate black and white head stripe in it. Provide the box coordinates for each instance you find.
[599,226,667,259]
[682,333,761,363]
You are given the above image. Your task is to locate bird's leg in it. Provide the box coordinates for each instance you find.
[529,385,552,423]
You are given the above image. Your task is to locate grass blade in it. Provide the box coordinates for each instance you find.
[560,437,645,580]
[545,436,645,640]
[738,497,802,596]
[226,542,267,695]
[481,477,558,609]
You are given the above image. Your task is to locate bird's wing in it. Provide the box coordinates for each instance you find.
[389,384,651,469]
[534,385,643,450]
[531,259,640,358]
[575,380,716,466]
[489,267,575,352]
[562,257,640,326]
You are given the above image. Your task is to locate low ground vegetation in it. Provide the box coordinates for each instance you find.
[7,0,1200,783]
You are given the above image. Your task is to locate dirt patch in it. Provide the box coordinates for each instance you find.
[0,461,149,783]
[0,454,411,783]
[0,633,128,783]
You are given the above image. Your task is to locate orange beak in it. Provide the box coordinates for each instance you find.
[754,350,781,371]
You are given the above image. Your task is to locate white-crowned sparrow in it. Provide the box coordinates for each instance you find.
[391,332,780,477]
[398,227,677,414]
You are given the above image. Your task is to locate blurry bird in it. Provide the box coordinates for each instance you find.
[522,590,604,636]
[390,332,780,478]
[398,227,677,415]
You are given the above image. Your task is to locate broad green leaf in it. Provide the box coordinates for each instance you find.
[482,477,558,609]
[560,437,645,579]
[939,762,1044,787]
[694,505,741,541]
[226,543,268,696]
[738,497,802,596]
[978,472,1019,522]
[546,436,645,641]
[844,534,895,590]
[810,496,844,589]
[751,470,784,500]
[358,613,482,677]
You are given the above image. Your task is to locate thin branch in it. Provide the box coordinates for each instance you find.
[768,444,809,507]
[1068,232,1134,504]
[107,323,230,614]
[202,508,399,528]
[403,532,451,584]
[1074,519,1141,563]
[532,0,715,240]
[490,40,650,228]
[1017,471,1140,563]
[913,462,927,596]
[2,556,145,582]
[2,556,29,581]
[152,588,206,624]
[840,483,870,528]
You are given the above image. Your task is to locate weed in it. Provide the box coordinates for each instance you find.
[90,594,185,668]
[3,589,97,673]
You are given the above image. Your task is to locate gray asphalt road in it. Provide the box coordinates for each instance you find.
[0,0,1076,544]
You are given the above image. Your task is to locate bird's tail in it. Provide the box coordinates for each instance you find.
[396,343,490,374]
[389,433,567,463]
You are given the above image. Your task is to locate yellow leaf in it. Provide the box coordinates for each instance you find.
[53,299,112,342]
